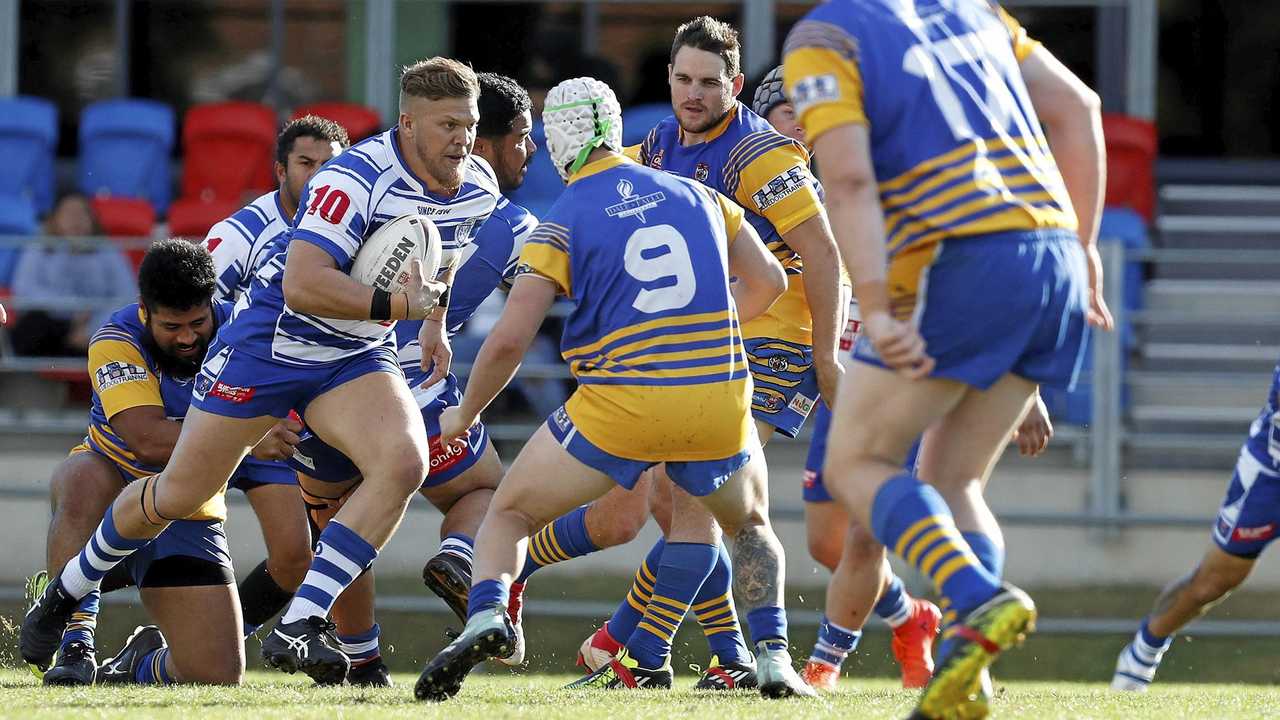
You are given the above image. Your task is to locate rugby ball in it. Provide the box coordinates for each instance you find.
[350,214,443,293]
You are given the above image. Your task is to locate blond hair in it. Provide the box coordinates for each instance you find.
[399,57,480,109]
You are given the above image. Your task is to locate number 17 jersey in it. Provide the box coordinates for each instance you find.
[517,154,752,462]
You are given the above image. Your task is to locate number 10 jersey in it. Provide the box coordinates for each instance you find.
[518,154,753,462]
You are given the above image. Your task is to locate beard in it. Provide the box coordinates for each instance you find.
[677,104,732,135]
[420,148,466,192]
[142,329,208,381]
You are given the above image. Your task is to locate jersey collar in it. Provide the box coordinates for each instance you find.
[567,153,633,185]
[678,102,739,146]
[271,189,290,225]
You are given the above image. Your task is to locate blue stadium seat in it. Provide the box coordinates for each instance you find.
[621,103,671,147]
[0,96,58,215]
[508,121,564,219]
[0,193,37,287]
[79,99,176,213]
[1098,207,1149,317]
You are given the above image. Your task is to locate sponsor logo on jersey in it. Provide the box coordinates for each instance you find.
[552,405,572,432]
[768,355,791,373]
[605,179,666,222]
[788,392,815,418]
[791,73,840,115]
[95,362,149,391]
[840,319,862,352]
[752,389,786,414]
[1233,523,1275,542]
[695,162,710,182]
[210,382,256,403]
[649,149,664,170]
[291,449,316,470]
[803,469,819,490]
[753,166,809,211]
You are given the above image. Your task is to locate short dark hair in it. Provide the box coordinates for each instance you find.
[138,239,216,313]
[276,115,350,166]
[400,57,480,107]
[476,72,532,138]
[671,16,741,78]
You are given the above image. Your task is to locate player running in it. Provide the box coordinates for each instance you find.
[202,114,349,641]
[753,63,941,691]
[784,1,1111,717]
[27,240,299,686]
[414,76,812,701]
[292,72,539,683]
[21,57,488,686]
[1113,361,1280,690]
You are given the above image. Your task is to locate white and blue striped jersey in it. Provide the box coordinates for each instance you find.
[218,128,501,366]
[203,190,291,303]
[396,195,536,403]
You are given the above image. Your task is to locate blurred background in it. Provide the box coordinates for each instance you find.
[2,0,1280,682]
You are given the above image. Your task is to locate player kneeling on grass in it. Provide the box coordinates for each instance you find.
[25,240,300,686]
[414,76,814,701]
[1114,360,1280,691]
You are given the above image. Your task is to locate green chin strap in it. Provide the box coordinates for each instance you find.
[545,96,614,177]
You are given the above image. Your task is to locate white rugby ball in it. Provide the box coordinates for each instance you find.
[350,214,443,293]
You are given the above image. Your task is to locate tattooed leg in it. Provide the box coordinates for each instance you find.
[1146,545,1254,638]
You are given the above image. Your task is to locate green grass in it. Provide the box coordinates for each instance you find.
[1,670,1278,719]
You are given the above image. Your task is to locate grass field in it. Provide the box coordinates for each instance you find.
[2,670,1279,719]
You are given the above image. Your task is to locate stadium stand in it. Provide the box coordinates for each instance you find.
[167,198,242,239]
[621,102,670,146]
[507,121,562,218]
[292,102,382,142]
[0,193,38,289]
[1102,113,1158,223]
[90,196,155,270]
[78,99,176,213]
[178,101,277,204]
[0,96,58,215]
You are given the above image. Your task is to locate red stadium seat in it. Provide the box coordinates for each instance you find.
[168,198,241,240]
[292,102,383,142]
[179,102,278,204]
[1102,113,1157,223]
[91,196,156,270]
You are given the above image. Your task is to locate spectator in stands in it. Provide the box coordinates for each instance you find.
[9,192,136,356]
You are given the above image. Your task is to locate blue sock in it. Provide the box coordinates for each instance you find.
[439,534,474,569]
[961,531,1004,579]
[59,504,151,599]
[339,623,382,665]
[61,591,100,652]
[518,506,598,582]
[873,574,912,626]
[134,647,174,684]
[605,538,665,641]
[281,521,377,624]
[870,474,1000,615]
[810,615,861,668]
[692,542,751,665]
[467,579,508,619]
[625,542,717,669]
[746,606,788,651]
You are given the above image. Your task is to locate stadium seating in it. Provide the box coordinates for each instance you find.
[622,103,670,147]
[179,102,278,205]
[167,198,241,240]
[0,96,58,215]
[508,121,563,218]
[1102,113,1157,223]
[79,99,176,213]
[91,196,156,270]
[292,102,382,142]
[0,193,38,288]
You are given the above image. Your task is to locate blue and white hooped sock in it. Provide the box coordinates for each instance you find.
[59,506,151,600]
[809,615,861,669]
[280,521,377,625]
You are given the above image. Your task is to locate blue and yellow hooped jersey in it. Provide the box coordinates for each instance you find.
[783,0,1076,260]
[517,154,753,462]
[85,302,231,520]
[638,102,823,346]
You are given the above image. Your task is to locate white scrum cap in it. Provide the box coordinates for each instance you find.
[542,76,624,182]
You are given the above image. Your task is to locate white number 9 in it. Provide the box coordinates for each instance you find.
[624,224,697,313]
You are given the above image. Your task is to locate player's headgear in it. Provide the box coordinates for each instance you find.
[752,65,787,119]
[542,77,623,182]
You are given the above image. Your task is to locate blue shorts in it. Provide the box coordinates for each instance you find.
[287,373,489,488]
[192,338,402,419]
[1213,450,1280,559]
[744,336,819,438]
[228,456,297,492]
[855,229,1090,391]
[547,405,750,497]
[803,401,921,503]
[127,519,234,588]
